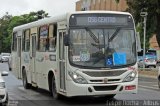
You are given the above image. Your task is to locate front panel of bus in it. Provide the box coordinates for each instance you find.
[66,13,138,97]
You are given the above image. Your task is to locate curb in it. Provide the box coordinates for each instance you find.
[139,74,157,79]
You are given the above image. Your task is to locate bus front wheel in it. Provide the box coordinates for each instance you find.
[52,76,60,99]
[22,69,30,89]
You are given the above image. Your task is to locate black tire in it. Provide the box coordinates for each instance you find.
[52,76,60,99]
[22,69,30,89]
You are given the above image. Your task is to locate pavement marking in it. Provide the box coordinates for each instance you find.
[139,81,157,83]
[153,85,158,87]
[139,85,159,90]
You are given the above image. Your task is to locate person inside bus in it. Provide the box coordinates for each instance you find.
[40,38,48,51]
[45,38,49,51]
[49,37,56,51]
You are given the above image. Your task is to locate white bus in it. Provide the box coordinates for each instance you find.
[11,11,138,99]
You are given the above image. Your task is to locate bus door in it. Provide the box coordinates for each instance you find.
[17,31,22,79]
[59,30,66,91]
[30,27,37,84]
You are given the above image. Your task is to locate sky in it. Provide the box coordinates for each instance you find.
[0,0,79,17]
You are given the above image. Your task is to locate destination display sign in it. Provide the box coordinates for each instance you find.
[69,14,132,26]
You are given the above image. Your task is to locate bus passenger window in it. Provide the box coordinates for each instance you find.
[49,24,57,52]
[12,32,17,51]
[39,38,48,51]
[39,25,49,52]
[24,30,30,52]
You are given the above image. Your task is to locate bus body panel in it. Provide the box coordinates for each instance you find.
[29,27,37,85]
[21,52,31,83]
[12,51,18,78]
[57,21,67,93]
[13,31,22,79]
[66,78,138,97]
[64,61,138,97]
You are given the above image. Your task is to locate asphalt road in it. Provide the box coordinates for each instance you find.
[1,63,160,106]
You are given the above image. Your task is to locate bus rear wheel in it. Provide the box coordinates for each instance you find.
[22,69,30,89]
[52,76,60,99]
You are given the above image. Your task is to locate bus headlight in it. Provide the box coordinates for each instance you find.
[123,71,137,82]
[0,82,5,88]
[68,71,88,84]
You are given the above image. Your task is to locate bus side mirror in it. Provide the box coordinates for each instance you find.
[136,32,141,52]
[64,34,69,46]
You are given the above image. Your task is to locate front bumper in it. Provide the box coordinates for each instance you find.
[66,77,138,97]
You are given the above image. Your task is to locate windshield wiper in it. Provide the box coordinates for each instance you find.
[92,28,120,66]
[85,27,99,43]
[108,27,121,42]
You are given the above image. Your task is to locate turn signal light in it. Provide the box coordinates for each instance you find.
[125,85,136,90]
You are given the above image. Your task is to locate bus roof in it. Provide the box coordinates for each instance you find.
[13,14,67,32]
[13,11,132,32]
[71,11,132,15]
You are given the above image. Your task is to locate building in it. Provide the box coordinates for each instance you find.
[149,35,160,50]
[76,0,128,11]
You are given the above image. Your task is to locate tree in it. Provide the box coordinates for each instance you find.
[0,12,12,53]
[0,10,49,52]
[115,0,120,3]
[37,10,49,19]
[126,0,160,48]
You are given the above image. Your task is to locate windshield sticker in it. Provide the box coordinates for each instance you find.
[80,50,90,61]
[113,52,126,65]
[105,57,113,66]
[73,56,80,62]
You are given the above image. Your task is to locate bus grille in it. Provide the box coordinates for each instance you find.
[83,70,127,77]
[90,79,120,83]
[93,85,118,91]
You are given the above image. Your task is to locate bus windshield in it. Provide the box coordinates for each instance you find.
[69,28,136,68]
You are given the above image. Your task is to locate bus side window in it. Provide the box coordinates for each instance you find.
[39,25,49,52]
[24,29,30,52]
[22,31,25,51]
[49,24,57,52]
[12,32,17,51]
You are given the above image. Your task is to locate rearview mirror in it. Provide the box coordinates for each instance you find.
[1,71,9,76]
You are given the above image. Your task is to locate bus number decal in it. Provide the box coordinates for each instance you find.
[73,56,80,62]
[80,50,90,62]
